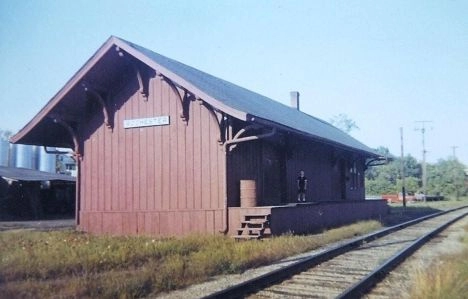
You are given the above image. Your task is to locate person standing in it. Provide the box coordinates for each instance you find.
[297,170,308,202]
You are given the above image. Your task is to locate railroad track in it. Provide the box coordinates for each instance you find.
[204,206,468,299]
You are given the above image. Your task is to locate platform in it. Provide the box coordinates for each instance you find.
[229,200,389,237]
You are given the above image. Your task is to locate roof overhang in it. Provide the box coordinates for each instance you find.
[11,37,118,147]
[11,36,379,159]
[250,115,380,158]
[11,36,249,147]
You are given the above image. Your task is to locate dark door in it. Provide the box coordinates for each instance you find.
[261,144,283,205]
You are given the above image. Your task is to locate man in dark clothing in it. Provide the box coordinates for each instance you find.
[297,170,308,202]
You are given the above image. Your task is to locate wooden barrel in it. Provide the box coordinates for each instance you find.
[240,180,257,207]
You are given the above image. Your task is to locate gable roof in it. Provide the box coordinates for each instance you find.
[12,36,378,157]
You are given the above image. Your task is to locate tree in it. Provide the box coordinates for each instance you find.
[403,155,422,179]
[365,146,468,199]
[365,161,400,195]
[0,129,12,141]
[396,177,420,194]
[426,159,467,198]
[329,113,359,134]
[365,153,422,196]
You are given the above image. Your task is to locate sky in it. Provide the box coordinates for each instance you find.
[0,0,467,164]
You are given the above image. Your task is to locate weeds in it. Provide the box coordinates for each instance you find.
[408,223,468,299]
[0,220,380,298]
[1,198,465,298]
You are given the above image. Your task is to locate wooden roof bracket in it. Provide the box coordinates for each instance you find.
[217,112,228,145]
[223,125,276,152]
[52,118,81,159]
[117,46,154,101]
[365,156,389,169]
[161,75,194,125]
[82,83,113,130]
[133,63,155,101]
[180,90,195,123]
[201,104,226,144]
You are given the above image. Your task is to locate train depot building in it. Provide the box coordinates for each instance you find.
[12,36,387,237]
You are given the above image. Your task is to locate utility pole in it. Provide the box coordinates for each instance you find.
[451,146,458,160]
[450,145,459,200]
[415,121,432,202]
[400,127,406,208]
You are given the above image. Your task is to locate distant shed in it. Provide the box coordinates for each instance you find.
[11,36,386,236]
[0,166,75,220]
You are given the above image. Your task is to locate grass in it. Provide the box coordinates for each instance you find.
[408,222,468,299]
[1,198,466,298]
[383,196,468,226]
[0,221,380,298]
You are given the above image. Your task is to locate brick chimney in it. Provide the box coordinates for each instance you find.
[290,91,300,110]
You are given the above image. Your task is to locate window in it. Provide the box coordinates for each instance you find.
[350,161,358,190]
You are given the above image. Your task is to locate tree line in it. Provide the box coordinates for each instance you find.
[365,146,467,199]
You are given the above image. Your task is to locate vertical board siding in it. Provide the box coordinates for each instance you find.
[161,83,170,210]
[193,101,202,210]
[227,141,262,207]
[131,92,140,211]
[139,93,148,211]
[104,120,112,211]
[185,105,195,210]
[285,139,367,202]
[79,74,225,235]
[154,78,163,211]
[169,86,179,211]
[286,141,335,202]
[146,80,156,211]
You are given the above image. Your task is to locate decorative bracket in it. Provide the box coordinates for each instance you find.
[365,156,389,169]
[224,125,276,152]
[161,76,195,125]
[206,108,226,144]
[82,82,113,130]
[217,113,228,144]
[180,90,196,123]
[133,64,155,101]
[193,100,225,143]
[51,118,81,158]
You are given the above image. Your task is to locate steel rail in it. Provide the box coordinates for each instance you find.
[202,206,468,299]
[337,210,468,299]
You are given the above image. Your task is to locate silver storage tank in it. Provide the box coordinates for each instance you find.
[8,143,16,167]
[15,144,34,169]
[38,147,56,173]
[0,139,9,166]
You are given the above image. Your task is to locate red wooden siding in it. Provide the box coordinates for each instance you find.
[228,135,367,206]
[79,74,225,235]
[285,140,366,202]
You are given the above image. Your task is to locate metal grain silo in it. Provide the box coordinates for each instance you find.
[15,144,34,169]
[0,139,9,166]
[38,147,56,173]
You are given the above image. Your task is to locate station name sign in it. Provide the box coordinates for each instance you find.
[123,116,170,129]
